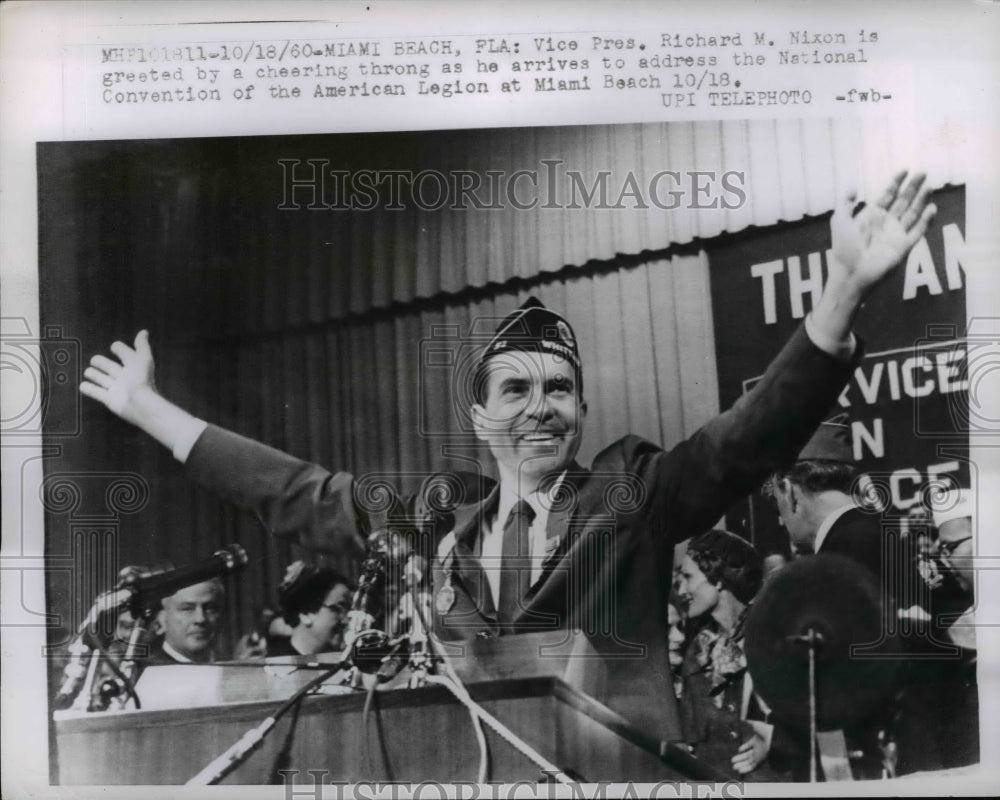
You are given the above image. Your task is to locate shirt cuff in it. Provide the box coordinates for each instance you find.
[804,312,857,360]
[172,418,209,463]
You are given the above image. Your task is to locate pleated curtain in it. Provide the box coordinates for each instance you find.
[39,116,967,648]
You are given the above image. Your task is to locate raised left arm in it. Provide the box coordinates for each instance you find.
[811,170,936,348]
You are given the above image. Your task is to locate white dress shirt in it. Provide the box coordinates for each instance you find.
[814,502,859,554]
[161,640,194,663]
[480,473,566,609]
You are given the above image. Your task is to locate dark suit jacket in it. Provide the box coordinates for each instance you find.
[185,325,856,742]
[819,505,945,645]
[143,639,213,666]
[817,506,888,582]
[779,506,967,776]
[144,639,182,666]
[765,509,899,779]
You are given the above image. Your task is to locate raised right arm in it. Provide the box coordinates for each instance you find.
[80,330,206,461]
[80,331,369,556]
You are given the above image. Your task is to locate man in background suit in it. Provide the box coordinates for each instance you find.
[762,415,978,777]
[79,172,935,747]
[147,579,225,665]
[764,415,884,568]
[762,415,901,778]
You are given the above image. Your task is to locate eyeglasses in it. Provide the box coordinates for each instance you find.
[760,479,778,505]
[937,537,972,558]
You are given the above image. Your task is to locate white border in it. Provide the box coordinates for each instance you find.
[3,1,999,797]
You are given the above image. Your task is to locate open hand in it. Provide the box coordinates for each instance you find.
[732,719,772,775]
[829,170,937,294]
[80,330,157,425]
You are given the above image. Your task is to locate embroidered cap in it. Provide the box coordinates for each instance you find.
[480,297,581,374]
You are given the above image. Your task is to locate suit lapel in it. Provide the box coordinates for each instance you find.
[532,464,590,588]
[450,484,499,622]
[446,465,593,627]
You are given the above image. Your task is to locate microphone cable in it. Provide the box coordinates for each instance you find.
[93,638,142,711]
[409,579,577,784]
[407,583,491,783]
[267,693,305,784]
[186,665,345,785]
[361,638,408,779]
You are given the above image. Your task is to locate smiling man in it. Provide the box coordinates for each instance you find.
[80,171,935,746]
[151,579,224,664]
[472,310,585,494]
[462,300,588,624]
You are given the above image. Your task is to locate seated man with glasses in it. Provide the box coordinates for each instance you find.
[929,489,975,611]
[896,489,979,773]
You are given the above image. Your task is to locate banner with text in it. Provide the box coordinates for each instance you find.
[708,185,967,551]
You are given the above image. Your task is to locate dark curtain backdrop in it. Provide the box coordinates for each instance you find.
[40,120,966,656]
[42,118,967,338]
[39,127,723,655]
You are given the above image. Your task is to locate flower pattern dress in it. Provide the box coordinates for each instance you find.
[678,612,785,781]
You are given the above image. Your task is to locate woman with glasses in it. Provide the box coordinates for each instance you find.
[268,561,353,657]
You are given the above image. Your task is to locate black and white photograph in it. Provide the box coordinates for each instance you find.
[1,1,998,796]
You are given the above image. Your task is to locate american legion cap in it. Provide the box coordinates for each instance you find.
[479,297,581,373]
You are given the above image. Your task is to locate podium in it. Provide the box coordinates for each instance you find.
[53,633,722,785]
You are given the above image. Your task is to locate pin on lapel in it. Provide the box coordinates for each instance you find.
[435,580,456,615]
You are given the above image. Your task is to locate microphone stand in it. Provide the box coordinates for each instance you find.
[397,554,433,688]
[189,531,438,783]
[787,627,823,783]
[341,539,393,686]
[186,533,399,784]
[53,587,131,712]
[405,587,432,689]
[405,579,575,785]
[69,644,101,713]
[186,665,342,785]
[98,608,156,710]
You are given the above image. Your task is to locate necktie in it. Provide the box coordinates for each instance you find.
[498,499,534,627]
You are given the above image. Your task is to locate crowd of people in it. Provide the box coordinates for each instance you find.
[663,421,979,780]
[66,170,980,780]
[84,562,351,670]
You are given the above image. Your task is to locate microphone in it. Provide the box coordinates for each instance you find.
[118,544,248,609]
[97,676,128,708]
[403,553,428,589]
[375,641,410,684]
[342,529,411,672]
[380,552,436,688]
[53,637,92,711]
[52,586,134,710]
[400,553,432,634]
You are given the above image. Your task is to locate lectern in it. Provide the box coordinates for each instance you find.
[53,632,722,784]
